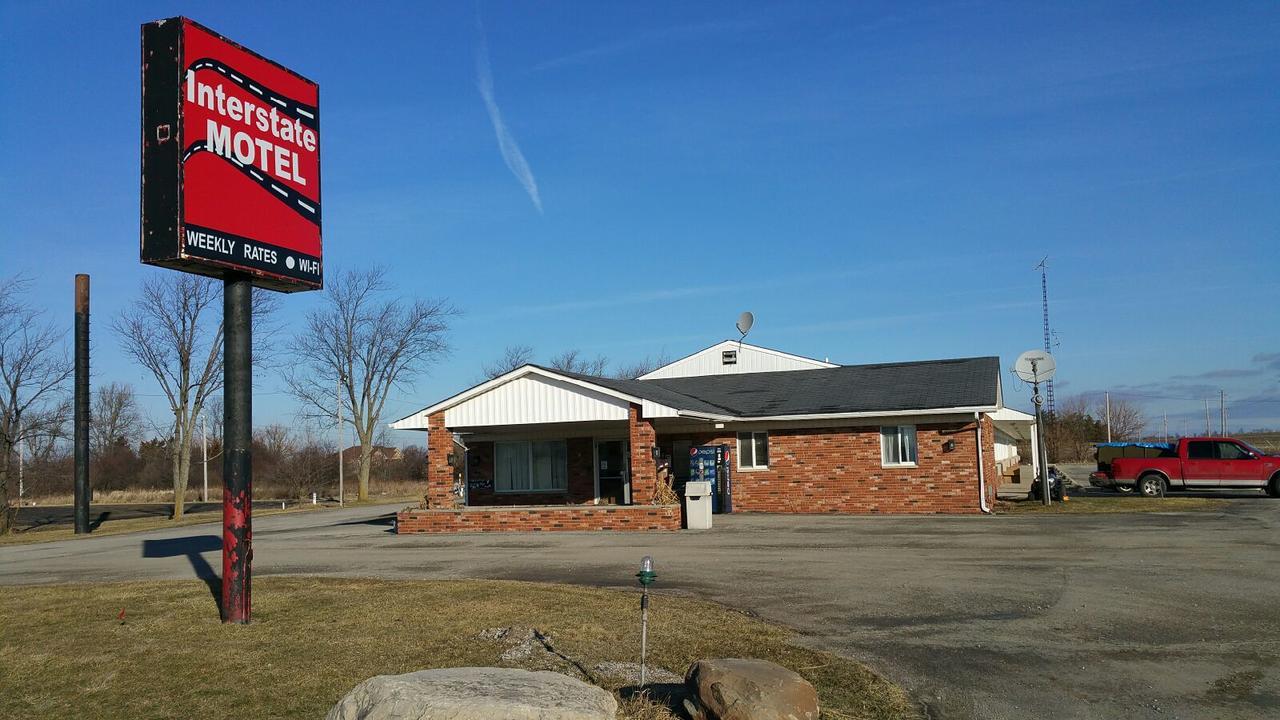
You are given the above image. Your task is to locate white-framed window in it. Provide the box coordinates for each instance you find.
[737,431,769,470]
[881,425,918,467]
[495,440,568,492]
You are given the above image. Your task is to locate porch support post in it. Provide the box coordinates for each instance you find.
[628,404,658,504]
[426,412,458,508]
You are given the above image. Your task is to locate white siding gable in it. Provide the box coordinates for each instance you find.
[445,374,630,427]
[639,341,837,379]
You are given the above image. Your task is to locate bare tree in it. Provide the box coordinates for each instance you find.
[1098,397,1146,441]
[257,423,293,459]
[0,276,72,534]
[286,267,456,501]
[481,344,535,379]
[612,351,671,380]
[203,395,224,444]
[90,382,141,454]
[114,274,275,519]
[549,349,609,377]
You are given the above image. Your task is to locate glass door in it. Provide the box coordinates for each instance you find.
[596,440,630,505]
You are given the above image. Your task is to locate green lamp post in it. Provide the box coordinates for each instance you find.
[637,555,656,686]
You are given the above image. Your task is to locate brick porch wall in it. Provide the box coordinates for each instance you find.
[397,504,680,533]
[659,419,997,514]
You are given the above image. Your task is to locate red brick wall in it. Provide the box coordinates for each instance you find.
[659,420,996,514]
[628,404,658,504]
[425,412,457,508]
[464,438,596,506]
[981,415,999,510]
[397,504,680,533]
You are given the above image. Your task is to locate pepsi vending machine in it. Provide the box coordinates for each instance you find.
[690,445,732,513]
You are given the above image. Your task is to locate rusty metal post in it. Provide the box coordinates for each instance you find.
[74,274,91,534]
[221,275,253,623]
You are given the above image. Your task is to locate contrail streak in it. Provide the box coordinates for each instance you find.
[476,29,543,213]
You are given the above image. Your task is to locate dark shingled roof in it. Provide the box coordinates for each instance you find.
[550,356,1001,417]
[534,366,737,416]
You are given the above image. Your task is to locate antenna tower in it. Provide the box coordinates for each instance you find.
[1036,257,1055,414]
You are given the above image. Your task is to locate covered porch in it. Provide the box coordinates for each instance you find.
[394,411,685,533]
[450,420,656,508]
[989,407,1040,491]
[391,367,692,533]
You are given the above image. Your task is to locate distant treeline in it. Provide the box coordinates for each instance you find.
[16,428,426,501]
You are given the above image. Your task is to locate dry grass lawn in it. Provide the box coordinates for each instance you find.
[999,496,1235,514]
[0,577,918,720]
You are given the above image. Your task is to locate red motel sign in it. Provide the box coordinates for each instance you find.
[141,17,322,292]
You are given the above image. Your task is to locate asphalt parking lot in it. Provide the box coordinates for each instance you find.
[2,500,1277,720]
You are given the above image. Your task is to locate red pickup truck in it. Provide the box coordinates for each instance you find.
[1091,437,1280,497]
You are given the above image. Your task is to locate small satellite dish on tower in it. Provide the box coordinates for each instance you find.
[736,311,754,339]
[1014,350,1056,384]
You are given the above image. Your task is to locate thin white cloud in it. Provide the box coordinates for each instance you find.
[476,25,542,213]
[526,17,759,74]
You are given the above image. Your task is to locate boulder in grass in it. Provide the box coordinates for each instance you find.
[684,658,819,720]
[326,667,617,720]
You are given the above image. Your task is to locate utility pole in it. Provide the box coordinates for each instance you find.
[1220,390,1226,435]
[337,374,345,507]
[201,414,208,503]
[17,421,23,505]
[1204,399,1211,435]
[1163,412,1168,443]
[1105,391,1112,443]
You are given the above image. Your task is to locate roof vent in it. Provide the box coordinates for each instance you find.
[722,350,738,365]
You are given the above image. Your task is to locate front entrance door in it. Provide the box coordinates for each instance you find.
[596,440,630,505]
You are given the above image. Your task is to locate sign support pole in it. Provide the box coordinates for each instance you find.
[221,275,253,623]
[73,274,91,534]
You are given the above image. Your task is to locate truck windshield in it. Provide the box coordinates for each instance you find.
[1238,441,1266,457]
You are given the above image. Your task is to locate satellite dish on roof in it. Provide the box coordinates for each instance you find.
[1014,350,1056,383]
[736,311,754,339]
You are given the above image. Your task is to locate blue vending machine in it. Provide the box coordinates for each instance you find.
[690,444,733,513]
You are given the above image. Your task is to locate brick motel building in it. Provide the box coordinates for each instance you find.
[392,341,1036,533]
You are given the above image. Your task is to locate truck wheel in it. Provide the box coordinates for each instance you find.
[1115,485,1134,494]
[1137,474,1166,498]
[1268,475,1280,498]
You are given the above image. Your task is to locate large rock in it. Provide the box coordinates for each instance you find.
[684,658,819,720]
[326,667,618,720]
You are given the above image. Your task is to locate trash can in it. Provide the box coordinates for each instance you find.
[683,481,712,530]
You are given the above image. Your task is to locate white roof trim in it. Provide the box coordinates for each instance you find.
[989,407,1035,423]
[390,365,679,430]
[638,340,836,379]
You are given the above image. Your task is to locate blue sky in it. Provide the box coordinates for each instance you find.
[1,0,1278,438]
